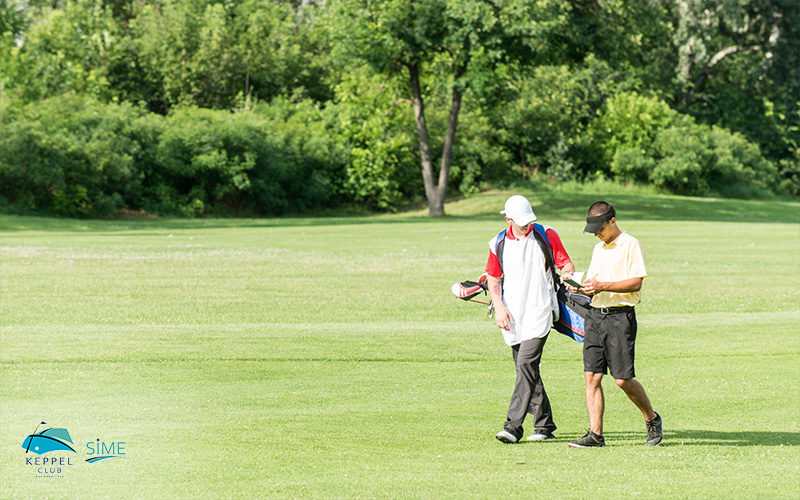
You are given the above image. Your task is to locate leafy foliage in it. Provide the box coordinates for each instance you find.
[0,94,348,216]
[0,0,796,218]
[594,91,780,196]
[0,94,156,216]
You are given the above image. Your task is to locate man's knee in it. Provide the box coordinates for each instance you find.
[517,360,541,378]
[585,371,603,387]
[615,378,643,394]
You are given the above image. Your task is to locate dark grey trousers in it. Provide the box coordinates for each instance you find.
[504,335,556,438]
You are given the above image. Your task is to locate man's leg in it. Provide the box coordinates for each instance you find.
[586,371,605,436]
[615,378,656,421]
[504,336,550,438]
[527,337,556,433]
[582,308,607,437]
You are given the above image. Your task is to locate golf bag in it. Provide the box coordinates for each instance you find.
[553,286,591,342]
[452,269,589,341]
[495,225,590,342]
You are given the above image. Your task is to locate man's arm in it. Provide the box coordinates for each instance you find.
[487,275,513,331]
[580,277,643,296]
[545,227,574,278]
[560,261,575,280]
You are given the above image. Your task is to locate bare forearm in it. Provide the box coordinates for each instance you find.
[600,277,643,293]
[487,276,504,304]
[582,277,643,295]
[487,275,513,330]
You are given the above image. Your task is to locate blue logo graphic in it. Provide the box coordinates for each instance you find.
[85,439,126,463]
[21,422,76,455]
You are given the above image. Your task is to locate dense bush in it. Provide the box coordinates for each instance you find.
[593,92,780,197]
[0,94,348,217]
[0,95,157,216]
[330,68,420,210]
[454,58,636,189]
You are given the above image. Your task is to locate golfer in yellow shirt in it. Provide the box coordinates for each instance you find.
[566,201,663,448]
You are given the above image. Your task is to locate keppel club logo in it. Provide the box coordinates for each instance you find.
[22,422,76,478]
[22,421,127,478]
[23,422,76,455]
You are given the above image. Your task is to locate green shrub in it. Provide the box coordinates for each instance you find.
[650,125,710,195]
[0,94,351,217]
[476,58,633,184]
[329,68,417,211]
[778,147,800,197]
[0,94,155,216]
[449,107,512,195]
[251,97,348,213]
[153,99,348,216]
[594,91,780,198]
[594,91,676,162]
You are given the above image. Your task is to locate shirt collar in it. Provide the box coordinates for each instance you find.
[603,231,627,249]
[506,224,534,241]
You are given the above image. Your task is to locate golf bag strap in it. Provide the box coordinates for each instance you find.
[495,229,506,273]
[496,225,558,284]
[532,228,560,286]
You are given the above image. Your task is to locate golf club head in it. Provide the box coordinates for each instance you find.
[451,280,488,301]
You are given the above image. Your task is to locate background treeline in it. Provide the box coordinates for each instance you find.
[0,0,797,217]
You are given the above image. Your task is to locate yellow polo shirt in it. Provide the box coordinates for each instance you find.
[586,231,647,308]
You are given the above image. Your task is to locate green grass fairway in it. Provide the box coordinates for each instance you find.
[2,190,799,499]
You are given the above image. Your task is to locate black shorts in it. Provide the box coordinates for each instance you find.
[583,307,637,379]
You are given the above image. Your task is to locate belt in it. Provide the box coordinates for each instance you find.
[596,306,635,315]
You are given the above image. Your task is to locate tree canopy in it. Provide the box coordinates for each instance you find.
[0,0,797,217]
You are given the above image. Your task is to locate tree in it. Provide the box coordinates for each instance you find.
[2,0,129,103]
[328,0,578,215]
[669,0,800,162]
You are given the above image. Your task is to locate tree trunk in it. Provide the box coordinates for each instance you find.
[408,63,438,215]
[408,63,463,217]
[435,71,463,216]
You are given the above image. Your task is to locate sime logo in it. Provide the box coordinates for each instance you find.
[85,438,126,463]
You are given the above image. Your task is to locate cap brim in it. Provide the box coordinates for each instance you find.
[513,213,537,226]
[583,221,605,234]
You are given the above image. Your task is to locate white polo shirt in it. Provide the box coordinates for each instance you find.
[487,229,558,346]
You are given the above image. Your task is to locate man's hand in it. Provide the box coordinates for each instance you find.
[494,305,514,331]
[580,278,600,295]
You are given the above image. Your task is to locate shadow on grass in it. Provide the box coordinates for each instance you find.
[446,192,800,223]
[598,430,800,447]
[663,430,800,447]
[0,214,433,233]
[1,191,798,232]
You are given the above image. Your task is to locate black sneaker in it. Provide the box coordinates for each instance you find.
[567,430,605,448]
[646,412,663,446]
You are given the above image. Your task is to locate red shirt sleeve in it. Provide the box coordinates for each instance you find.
[545,228,572,269]
[486,251,503,278]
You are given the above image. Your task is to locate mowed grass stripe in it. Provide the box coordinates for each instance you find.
[2,311,797,363]
[1,189,799,499]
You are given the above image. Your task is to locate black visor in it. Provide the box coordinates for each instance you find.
[583,208,615,233]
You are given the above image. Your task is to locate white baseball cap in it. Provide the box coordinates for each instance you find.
[501,195,537,226]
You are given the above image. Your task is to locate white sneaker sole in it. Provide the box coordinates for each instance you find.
[526,434,554,441]
[495,431,518,444]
